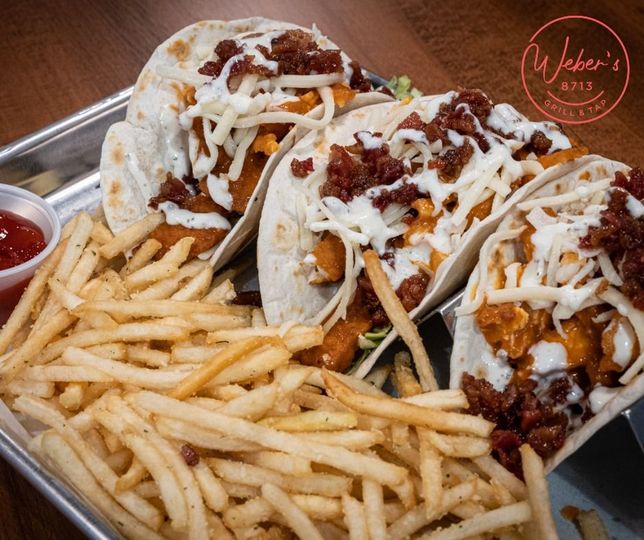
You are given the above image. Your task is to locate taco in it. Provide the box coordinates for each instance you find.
[451,160,644,474]
[100,17,388,268]
[258,89,588,376]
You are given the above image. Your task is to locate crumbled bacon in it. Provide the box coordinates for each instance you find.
[198,30,365,88]
[453,89,493,122]
[357,271,428,327]
[348,61,372,93]
[397,111,424,131]
[397,273,430,312]
[528,131,553,154]
[290,157,315,178]
[428,141,474,181]
[372,182,421,211]
[461,373,569,478]
[320,136,407,202]
[180,444,200,466]
[232,291,263,307]
[580,168,644,309]
[148,174,190,209]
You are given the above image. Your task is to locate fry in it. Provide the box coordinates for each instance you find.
[259,410,358,432]
[208,457,351,497]
[401,390,469,410]
[14,396,162,530]
[342,493,369,540]
[423,431,491,458]
[127,345,170,368]
[170,337,282,399]
[171,265,214,301]
[262,484,324,540]
[472,455,527,500]
[295,430,385,450]
[202,278,236,304]
[135,259,207,300]
[90,221,114,245]
[100,212,164,259]
[40,323,190,363]
[125,237,193,290]
[392,351,422,397]
[76,298,249,319]
[207,324,324,353]
[419,430,443,517]
[364,250,437,391]
[419,501,532,540]
[363,478,386,540]
[40,432,163,540]
[122,238,162,275]
[155,417,262,452]
[116,458,148,493]
[520,444,558,540]
[323,371,494,437]
[131,391,408,486]
[193,460,229,512]
[240,451,312,476]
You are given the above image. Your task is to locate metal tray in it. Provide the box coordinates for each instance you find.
[0,82,643,540]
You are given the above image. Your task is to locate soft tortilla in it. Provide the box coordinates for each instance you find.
[100,17,390,270]
[449,157,644,472]
[257,95,602,378]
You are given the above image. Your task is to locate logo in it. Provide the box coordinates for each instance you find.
[521,15,629,124]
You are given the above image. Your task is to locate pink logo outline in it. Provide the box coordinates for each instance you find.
[521,15,630,125]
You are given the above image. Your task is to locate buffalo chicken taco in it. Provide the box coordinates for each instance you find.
[100,17,388,268]
[258,89,588,376]
[451,160,644,474]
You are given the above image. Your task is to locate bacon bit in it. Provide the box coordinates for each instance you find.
[252,133,279,156]
[348,61,371,92]
[320,137,407,203]
[581,168,644,309]
[290,157,315,178]
[180,444,200,466]
[148,174,190,209]
[428,141,474,181]
[461,373,569,478]
[232,291,262,307]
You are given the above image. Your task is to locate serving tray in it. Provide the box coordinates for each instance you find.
[0,80,642,539]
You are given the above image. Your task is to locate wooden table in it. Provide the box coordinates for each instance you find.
[0,0,641,537]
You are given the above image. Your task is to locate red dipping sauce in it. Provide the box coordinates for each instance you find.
[0,210,47,324]
[0,210,47,270]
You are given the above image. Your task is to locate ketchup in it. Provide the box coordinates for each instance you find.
[0,210,47,325]
[0,210,46,270]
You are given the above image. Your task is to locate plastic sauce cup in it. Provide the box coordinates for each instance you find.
[0,185,61,325]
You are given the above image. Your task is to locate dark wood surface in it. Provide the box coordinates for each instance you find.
[0,1,642,538]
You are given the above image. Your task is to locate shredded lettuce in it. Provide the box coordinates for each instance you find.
[386,75,422,100]
[347,326,393,374]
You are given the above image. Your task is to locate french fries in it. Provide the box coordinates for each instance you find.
[1,212,560,539]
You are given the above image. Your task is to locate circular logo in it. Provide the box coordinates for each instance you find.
[521,15,630,124]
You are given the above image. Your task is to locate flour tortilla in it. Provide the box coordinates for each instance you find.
[257,96,597,378]
[449,157,644,472]
[100,17,389,270]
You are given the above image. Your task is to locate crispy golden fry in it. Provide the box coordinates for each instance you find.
[323,371,494,437]
[208,458,351,497]
[392,351,422,397]
[520,444,558,540]
[171,265,214,301]
[259,410,358,432]
[125,237,193,291]
[342,493,369,540]
[419,501,532,540]
[40,432,164,540]
[363,478,386,540]
[121,238,162,276]
[40,323,189,364]
[364,250,437,391]
[207,325,324,353]
[100,212,164,260]
[262,484,324,540]
[131,391,408,486]
[170,338,282,399]
[419,430,443,518]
